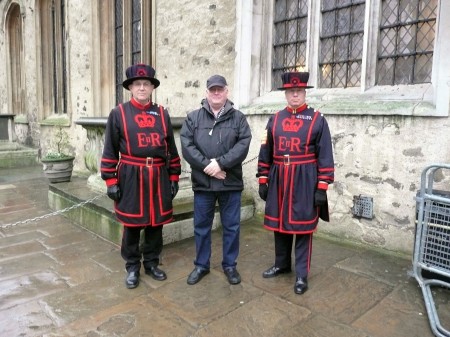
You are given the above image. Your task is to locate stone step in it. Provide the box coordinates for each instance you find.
[48,175,255,246]
[0,142,39,168]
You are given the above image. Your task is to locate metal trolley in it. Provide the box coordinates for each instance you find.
[414,164,450,337]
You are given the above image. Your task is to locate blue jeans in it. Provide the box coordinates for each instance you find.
[193,190,242,270]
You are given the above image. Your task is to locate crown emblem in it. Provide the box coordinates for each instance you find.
[136,67,148,76]
[282,116,303,132]
[290,76,300,86]
[135,112,155,128]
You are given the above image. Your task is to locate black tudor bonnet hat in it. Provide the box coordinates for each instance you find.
[278,72,314,90]
[122,63,160,90]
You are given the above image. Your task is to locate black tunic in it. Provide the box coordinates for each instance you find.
[257,104,334,234]
[101,98,181,227]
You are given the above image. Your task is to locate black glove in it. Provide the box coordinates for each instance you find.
[171,181,179,200]
[314,189,327,207]
[107,184,121,201]
[259,184,268,201]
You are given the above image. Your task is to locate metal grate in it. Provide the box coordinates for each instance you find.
[351,195,374,219]
[272,0,309,89]
[319,0,365,88]
[377,0,437,85]
[420,200,450,272]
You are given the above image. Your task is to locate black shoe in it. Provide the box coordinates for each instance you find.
[224,267,241,285]
[294,277,308,295]
[145,266,167,281]
[125,271,140,289]
[262,265,292,278]
[187,267,210,285]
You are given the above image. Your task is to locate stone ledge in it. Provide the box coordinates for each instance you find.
[0,145,39,168]
[48,175,255,246]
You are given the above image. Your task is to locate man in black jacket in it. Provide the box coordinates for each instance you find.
[180,75,252,285]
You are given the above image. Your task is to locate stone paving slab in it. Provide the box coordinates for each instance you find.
[0,252,57,282]
[42,296,196,337]
[283,314,371,337]
[2,299,55,337]
[194,293,311,337]
[353,283,433,337]
[0,270,68,311]
[291,266,393,324]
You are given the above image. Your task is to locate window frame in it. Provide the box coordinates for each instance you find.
[253,0,448,117]
[91,0,155,116]
[36,0,70,124]
[114,0,154,106]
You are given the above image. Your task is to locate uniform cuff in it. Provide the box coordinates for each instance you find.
[169,175,180,182]
[259,177,268,184]
[317,181,328,190]
[106,178,118,187]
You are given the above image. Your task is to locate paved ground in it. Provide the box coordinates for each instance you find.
[0,166,449,337]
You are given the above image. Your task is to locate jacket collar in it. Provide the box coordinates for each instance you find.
[202,99,234,117]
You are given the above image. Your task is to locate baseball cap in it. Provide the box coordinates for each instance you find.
[207,75,227,89]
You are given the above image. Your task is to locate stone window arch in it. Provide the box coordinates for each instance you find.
[36,0,68,120]
[5,2,24,117]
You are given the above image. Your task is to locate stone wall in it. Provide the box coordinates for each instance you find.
[154,0,237,116]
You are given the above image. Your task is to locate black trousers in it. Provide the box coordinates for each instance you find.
[273,231,313,279]
[121,225,163,272]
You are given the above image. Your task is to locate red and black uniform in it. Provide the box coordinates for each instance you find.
[257,103,334,277]
[101,97,181,271]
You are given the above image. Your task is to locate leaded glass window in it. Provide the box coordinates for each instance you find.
[115,0,147,105]
[377,0,437,85]
[131,0,141,65]
[319,0,365,88]
[272,0,309,89]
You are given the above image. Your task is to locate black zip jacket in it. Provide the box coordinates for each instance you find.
[180,99,252,192]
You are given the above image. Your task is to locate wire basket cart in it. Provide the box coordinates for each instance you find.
[414,164,450,337]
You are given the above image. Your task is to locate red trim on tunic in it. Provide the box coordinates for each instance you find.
[159,106,169,157]
[119,104,131,155]
[305,110,319,155]
[114,168,144,218]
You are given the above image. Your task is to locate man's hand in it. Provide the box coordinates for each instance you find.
[107,184,121,201]
[258,184,268,201]
[204,159,222,177]
[314,189,327,206]
[171,181,179,199]
[212,171,226,180]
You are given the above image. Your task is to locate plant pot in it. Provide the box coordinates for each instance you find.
[41,156,75,183]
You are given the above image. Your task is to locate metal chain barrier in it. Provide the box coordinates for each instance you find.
[1,194,105,230]
[2,156,259,229]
